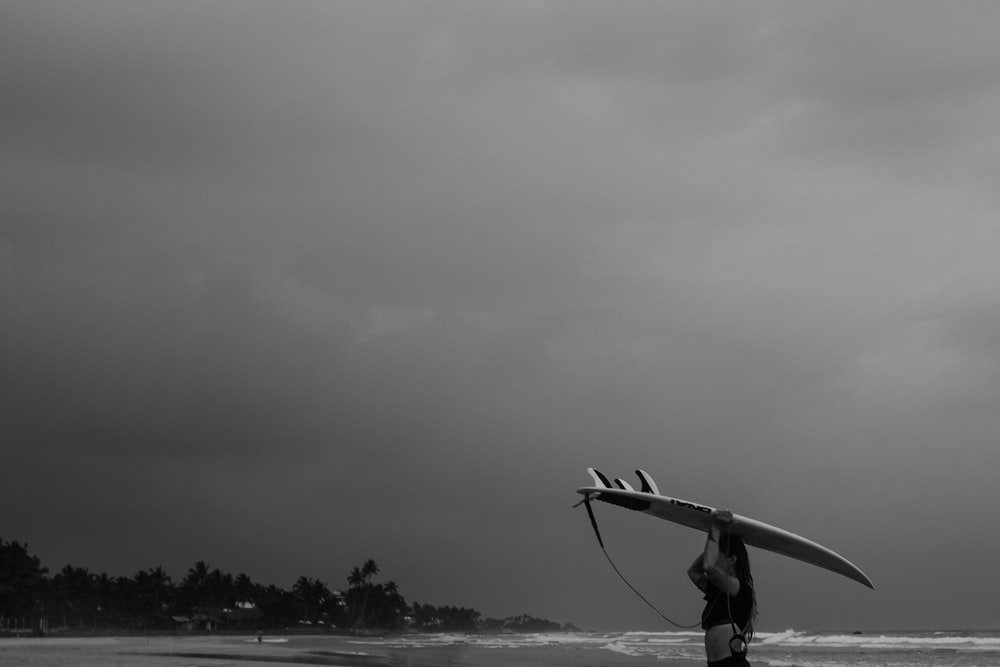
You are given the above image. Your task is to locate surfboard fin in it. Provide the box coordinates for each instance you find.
[587,467,613,488]
[614,478,634,491]
[635,469,659,495]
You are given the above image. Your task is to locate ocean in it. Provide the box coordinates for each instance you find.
[336,628,1000,667]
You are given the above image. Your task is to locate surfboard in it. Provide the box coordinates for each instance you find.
[578,468,874,588]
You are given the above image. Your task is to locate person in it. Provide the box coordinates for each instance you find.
[687,509,757,666]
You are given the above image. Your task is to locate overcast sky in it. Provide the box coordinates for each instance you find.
[4,1,1000,633]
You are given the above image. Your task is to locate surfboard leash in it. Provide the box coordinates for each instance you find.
[576,494,703,630]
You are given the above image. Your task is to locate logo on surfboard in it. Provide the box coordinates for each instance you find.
[668,498,712,513]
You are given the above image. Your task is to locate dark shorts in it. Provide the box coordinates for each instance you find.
[707,656,751,667]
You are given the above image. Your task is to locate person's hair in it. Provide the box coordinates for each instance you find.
[718,533,757,643]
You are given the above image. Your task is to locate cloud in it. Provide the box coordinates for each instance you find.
[5,0,1000,631]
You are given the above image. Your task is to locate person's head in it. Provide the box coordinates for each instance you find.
[717,533,752,583]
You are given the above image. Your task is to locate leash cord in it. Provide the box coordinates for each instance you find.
[579,495,703,630]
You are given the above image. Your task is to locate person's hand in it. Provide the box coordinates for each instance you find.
[712,508,735,526]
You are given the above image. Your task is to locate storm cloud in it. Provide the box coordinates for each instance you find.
[4,1,1000,631]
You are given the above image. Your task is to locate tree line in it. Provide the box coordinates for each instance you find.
[0,538,565,635]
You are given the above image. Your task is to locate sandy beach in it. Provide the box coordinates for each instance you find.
[0,635,700,667]
[1,636,348,667]
[6,628,1000,667]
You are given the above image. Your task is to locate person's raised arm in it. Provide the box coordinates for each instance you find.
[701,509,740,596]
[687,553,708,591]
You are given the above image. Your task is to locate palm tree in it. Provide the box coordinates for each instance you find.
[346,567,365,626]
[115,575,143,629]
[310,578,332,624]
[53,565,95,628]
[133,566,172,629]
[377,580,406,628]
[257,584,296,628]
[179,561,213,615]
[146,566,172,604]
[361,559,379,583]
[348,560,379,627]
[215,570,235,610]
[292,576,331,624]
[234,573,255,606]
[0,539,49,630]
[92,572,115,630]
[292,576,312,622]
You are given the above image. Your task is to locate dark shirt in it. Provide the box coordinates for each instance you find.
[701,580,753,631]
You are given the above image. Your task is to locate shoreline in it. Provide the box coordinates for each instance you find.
[0,626,575,639]
[0,633,702,667]
[7,630,1000,667]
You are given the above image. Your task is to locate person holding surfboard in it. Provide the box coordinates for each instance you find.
[687,509,757,666]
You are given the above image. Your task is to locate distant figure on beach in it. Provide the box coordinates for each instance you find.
[687,509,758,666]
[257,630,263,643]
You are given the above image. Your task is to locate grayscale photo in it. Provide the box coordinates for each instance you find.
[3,2,999,666]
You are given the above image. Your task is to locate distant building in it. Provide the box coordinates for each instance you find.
[172,604,262,632]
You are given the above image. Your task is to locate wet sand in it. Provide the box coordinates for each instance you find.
[0,635,700,667]
[0,636,361,667]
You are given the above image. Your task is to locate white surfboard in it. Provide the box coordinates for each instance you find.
[579,468,873,588]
